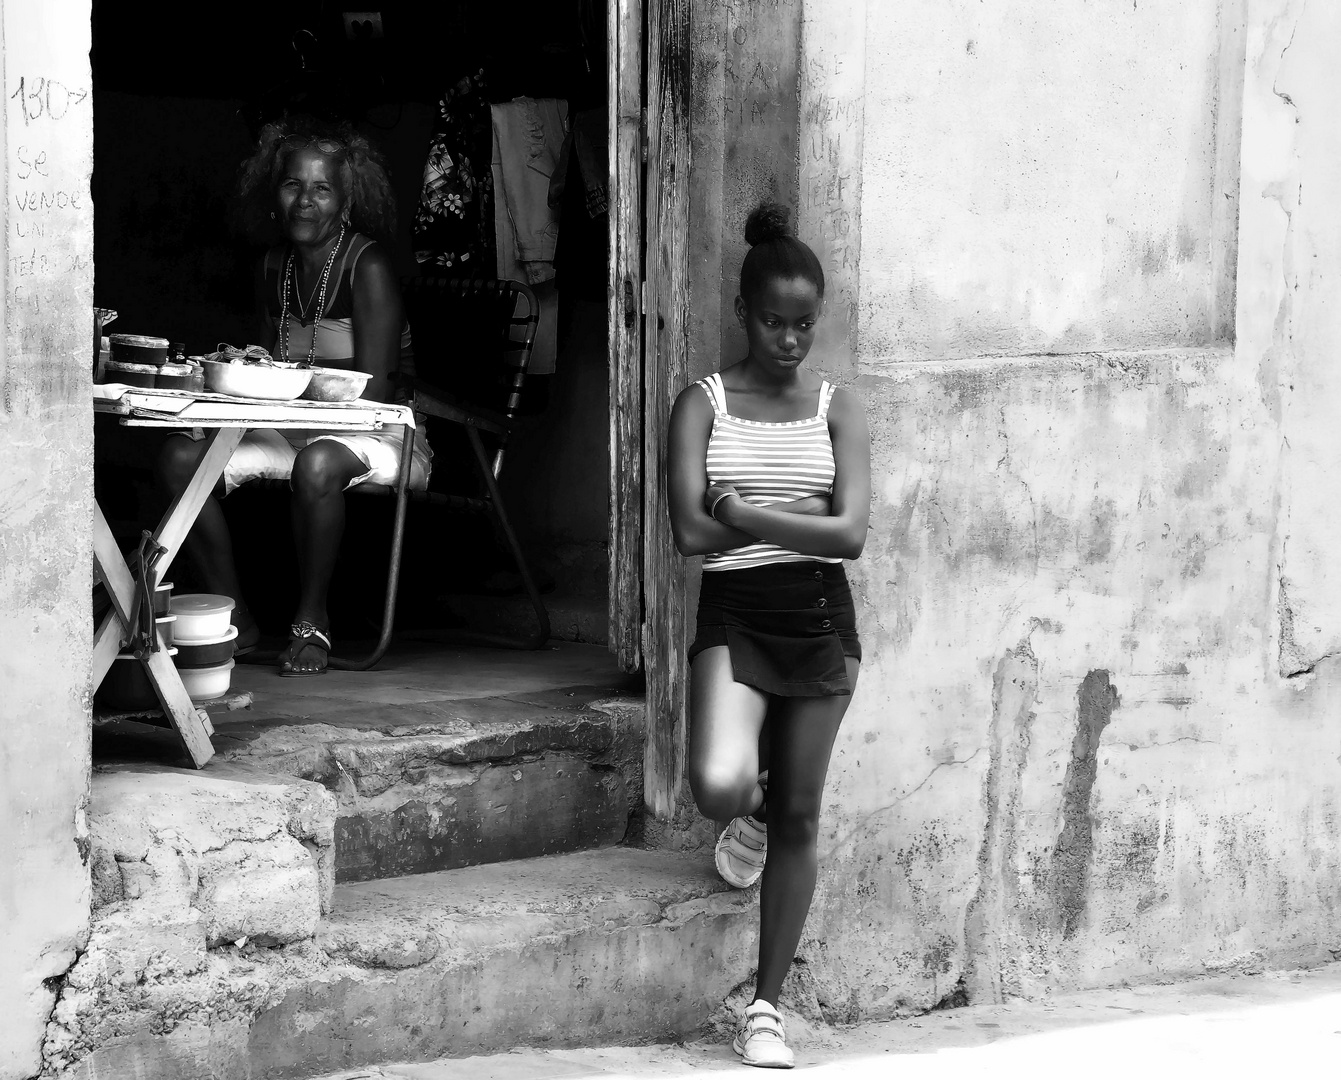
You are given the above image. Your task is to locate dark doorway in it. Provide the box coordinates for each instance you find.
[90,1,613,649]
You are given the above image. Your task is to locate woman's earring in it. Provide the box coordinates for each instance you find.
[270,211,276,220]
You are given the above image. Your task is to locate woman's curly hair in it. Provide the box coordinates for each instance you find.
[236,114,397,245]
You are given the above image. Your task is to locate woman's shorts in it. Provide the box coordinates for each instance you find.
[177,427,432,496]
[689,560,861,698]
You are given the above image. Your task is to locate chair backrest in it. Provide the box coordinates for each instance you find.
[399,276,541,424]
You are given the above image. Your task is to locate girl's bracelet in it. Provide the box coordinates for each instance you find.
[709,490,739,521]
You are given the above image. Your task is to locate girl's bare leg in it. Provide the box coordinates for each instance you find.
[688,646,770,824]
[752,656,859,1006]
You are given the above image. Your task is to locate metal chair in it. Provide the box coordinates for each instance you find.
[330,276,551,669]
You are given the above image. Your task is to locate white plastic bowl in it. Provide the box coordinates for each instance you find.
[301,367,372,402]
[180,659,235,702]
[170,593,235,642]
[202,359,312,400]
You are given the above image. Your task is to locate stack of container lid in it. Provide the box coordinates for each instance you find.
[169,594,238,701]
[100,334,203,392]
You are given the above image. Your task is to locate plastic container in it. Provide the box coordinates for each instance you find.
[301,367,372,402]
[155,613,177,647]
[174,624,238,669]
[202,359,312,400]
[156,362,204,392]
[96,649,178,712]
[153,581,174,616]
[179,658,235,702]
[170,593,235,642]
[101,360,157,388]
[109,334,170,366]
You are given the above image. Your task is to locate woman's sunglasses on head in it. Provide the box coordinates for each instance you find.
[282,134,345,155]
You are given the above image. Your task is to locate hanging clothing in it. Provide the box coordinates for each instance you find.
[491,97,569,283]
[491,97,569,373]
[414,70,495,273]
[552,106,609,310]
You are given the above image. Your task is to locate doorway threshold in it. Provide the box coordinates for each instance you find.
[93,640,646,883]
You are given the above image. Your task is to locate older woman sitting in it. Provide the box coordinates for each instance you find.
[158,117,431,676]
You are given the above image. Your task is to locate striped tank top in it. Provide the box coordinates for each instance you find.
[699,371,841,572]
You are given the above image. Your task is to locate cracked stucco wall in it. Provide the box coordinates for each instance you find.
[1235,0,1341,676]
[693,0,1341,1020]
[0,1,95,1077]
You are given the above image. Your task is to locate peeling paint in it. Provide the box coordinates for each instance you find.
[963,644,1038,1002]
[1050,672,1120,940]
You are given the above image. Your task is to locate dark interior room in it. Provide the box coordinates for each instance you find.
[90,0,612,646]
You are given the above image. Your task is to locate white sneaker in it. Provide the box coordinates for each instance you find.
[714,773,768,888]
[732,1000,794,1069]
[715,813,766,888]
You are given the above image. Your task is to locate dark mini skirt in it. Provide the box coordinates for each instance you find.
[689,560,861,697]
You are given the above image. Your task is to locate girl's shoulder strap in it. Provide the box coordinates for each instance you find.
[697,371,727,415]
[817,379,837,420]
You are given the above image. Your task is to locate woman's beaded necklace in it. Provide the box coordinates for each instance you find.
[278,225,346,366]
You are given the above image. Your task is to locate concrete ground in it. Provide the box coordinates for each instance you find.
[309,962,1341,1078]
[228,638,638,718]
[94,639,640,766]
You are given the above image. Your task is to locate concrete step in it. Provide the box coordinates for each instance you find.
[210,687,645,884]
[49,848,760,1080]
[85,762,338,950]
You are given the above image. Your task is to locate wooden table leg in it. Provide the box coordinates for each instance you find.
[90,428,243,768]
[92,504,135,689]
[142,648,216,760]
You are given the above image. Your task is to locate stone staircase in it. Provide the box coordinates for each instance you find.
[52,643,746,1080]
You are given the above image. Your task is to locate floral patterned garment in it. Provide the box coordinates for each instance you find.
[414,70,496,273]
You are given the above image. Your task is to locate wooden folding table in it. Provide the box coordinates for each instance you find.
[92,387,415,767]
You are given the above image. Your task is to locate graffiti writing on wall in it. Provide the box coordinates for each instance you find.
[3,71,93,413]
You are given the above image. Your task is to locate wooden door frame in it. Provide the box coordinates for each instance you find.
[608,0,644,675]
[608,0,692,819]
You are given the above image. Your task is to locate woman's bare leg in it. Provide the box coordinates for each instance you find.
[282,440,365,672]
[752,656,860,1007]
[688,646,771,822]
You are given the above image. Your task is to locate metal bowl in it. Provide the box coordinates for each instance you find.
[201,359,312,401]
[301,367,372,402]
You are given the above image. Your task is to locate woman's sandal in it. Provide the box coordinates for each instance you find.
[279,621,331,677]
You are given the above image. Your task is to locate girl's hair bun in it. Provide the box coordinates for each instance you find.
[744,202,792,246]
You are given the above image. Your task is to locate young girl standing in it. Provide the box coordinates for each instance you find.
[667,203,871,1069]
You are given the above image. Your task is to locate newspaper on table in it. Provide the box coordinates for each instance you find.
[94,384,415,431]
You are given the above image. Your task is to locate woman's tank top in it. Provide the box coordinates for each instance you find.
[264,233,414,378]
[699,371,841,572]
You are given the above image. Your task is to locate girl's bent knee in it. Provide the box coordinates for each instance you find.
[689,767,758,822]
